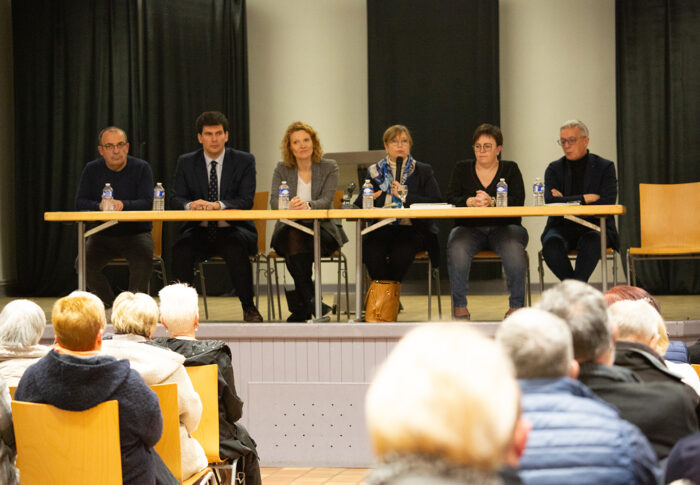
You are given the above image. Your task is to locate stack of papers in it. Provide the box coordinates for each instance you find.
[408,203,456,209]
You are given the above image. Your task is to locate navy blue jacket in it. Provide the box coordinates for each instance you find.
[171,147,257,254]
[541,152,619,249]
[518,377,660,485]
[75,155,154,236]
[15,350,163,485]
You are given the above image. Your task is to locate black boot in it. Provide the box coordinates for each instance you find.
[285,253,314,322]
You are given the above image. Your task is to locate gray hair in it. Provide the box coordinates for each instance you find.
[497,308,573,379]
[97,126,128,146]
[536,280,612,363]
[608,300,661,343]
[158,283,199,334]
[560,119,589,138]
[0,299,47,346]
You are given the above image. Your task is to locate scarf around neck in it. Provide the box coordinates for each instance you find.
[368,154,416,208]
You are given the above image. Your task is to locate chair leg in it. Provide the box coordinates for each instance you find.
[274,259,283,319]
[427,258,432,320]
[434,267,442,319]
[537,250,545,293]
[525,251,531,306]
[342,254,350,319]
[199,262,209,320]
[612,250,619,286]
[336,255,342,322]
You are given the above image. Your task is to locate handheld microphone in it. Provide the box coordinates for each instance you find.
[395,156,404,182]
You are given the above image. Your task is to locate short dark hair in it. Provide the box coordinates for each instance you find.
[471,123,503,146]
[196,111,229,134]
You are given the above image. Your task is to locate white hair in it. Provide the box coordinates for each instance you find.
[0,299,47,346]
[365,324,519,470]
[560,119,589,137]
[158,283,199,334]
[497,308,573,379]
[608,299,661,343]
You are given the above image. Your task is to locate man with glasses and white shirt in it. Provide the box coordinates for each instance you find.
[541,119,618,282]
[75,126,154,309]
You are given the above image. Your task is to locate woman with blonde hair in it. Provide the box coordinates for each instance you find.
[269,121,347,321]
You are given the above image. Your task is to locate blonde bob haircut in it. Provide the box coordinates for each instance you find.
[112,292,159,338]
[158,283,199,335]
[280,121,323,168]
[365,324,519,470]
[382,125,413,148]
[52,294,105,351]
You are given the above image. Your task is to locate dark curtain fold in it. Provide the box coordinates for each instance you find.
[616,0,700,293]
[12,0,248,296]
[367,0,500,279]
[13,0,140,295]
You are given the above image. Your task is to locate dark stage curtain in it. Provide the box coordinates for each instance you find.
[367,0,500,279]
[616,0,700,293]
[12,0,248,296]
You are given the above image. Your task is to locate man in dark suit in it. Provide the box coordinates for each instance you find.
[171,111,263,322]
[541,119,618,282]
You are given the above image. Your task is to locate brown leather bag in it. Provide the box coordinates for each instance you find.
[364,280,401,322]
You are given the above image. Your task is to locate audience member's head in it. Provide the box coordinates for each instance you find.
[608,299,661,349]
[497,308,577,380]
[158,283,199,336]
[365,324,523,470]
[536,280,614,364]
[52,294,105,351]
[665,433,700,485]
[0,299,46,346]
[604,284,660,312]
[111,292,159,339]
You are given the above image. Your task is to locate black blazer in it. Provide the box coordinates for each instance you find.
[541,152,619,249]
[171,147,257,251]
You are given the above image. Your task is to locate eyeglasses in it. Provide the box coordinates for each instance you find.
[473,143,494,152]
[102,142,128,151]
[389,139,410,146]
[557,137,582,146]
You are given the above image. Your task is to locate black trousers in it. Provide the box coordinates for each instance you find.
[172,226,256,308]
[541,222,610,283]
[362,224,427,282]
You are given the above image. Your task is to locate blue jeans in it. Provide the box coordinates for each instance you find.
[447,224,529,309]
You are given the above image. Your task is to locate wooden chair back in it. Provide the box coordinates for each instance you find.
[184,364,224,463]
[151,383,185,480]
[333,189,344,209]
[8,386,15,400]
[639,182,700,251]
[253,191,269,255]
[12,399,122,484]
[692,364,700,380]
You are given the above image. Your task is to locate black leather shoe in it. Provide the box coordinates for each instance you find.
[243,306,263,323]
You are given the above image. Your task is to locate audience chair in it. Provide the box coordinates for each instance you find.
[626,182,700,285]
[12,399,122,484]
[474,250,531,306]
[105,220,168,294]
[267,190,351,321]
[8,385,15,400]
[185,364,245,485]
[197,192,272,320]
[537,248,619,292]
[692,364,700,381]
[150,383,214,485]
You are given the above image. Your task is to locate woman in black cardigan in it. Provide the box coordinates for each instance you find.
[445,124,529,320]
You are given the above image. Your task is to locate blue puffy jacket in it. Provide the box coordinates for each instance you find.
[518,377,660,485]
[665,341,689,364]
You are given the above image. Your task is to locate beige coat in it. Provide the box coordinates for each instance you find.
[101,334,207,480]
[0,344,51,387]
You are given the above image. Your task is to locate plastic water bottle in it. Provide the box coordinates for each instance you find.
[533,177,544,206]
[362,179,374,209]
[153,182,165,211]
[496,178,508,207]
[101,183,114,211]
[278,180,290,210]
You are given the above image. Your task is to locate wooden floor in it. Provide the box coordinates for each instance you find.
[3,292,699,323]
[261,467,369,485]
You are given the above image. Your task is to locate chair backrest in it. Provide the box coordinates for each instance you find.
[12,399,122,484]
[153,220,164,258]
[184,364,223,463]
[253,191,269,255]
[150,383,184,480]
[639,182,700,249]
[333,189,344,209]
[8,386,15,400]
[692,364,700,380]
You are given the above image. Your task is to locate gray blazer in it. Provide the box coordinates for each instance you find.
[269,158,347,249]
